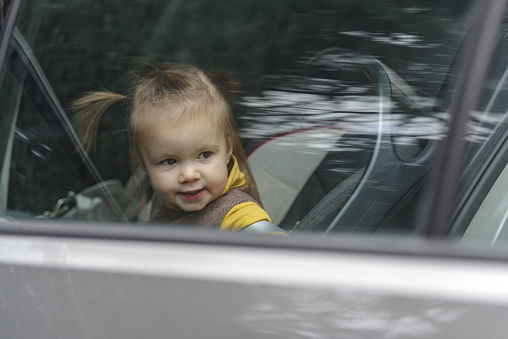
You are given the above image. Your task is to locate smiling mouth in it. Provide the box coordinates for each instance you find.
[180,188,205,200]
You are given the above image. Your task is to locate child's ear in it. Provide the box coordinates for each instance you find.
[136,151,147,171]
[138,158,147,172]
[226,144,233,163]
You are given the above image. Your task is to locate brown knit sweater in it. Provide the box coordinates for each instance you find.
[149,187,262,229]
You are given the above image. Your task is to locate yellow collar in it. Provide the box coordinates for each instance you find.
[220,155,247,196]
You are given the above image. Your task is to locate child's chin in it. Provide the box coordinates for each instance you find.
[179,202,207,212]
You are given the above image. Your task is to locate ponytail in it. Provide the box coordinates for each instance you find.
[72,91,126,152]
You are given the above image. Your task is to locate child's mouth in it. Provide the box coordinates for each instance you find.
[180,188,205,200]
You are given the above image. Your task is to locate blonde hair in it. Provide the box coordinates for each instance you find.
[73,62,259,199]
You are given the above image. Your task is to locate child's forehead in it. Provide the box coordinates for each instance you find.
[138,106,226,141]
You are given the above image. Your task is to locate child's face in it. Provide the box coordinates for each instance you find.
[139,114,232,212]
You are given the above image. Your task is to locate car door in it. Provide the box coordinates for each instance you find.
[2,1,508,338]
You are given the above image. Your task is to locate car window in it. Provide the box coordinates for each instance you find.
[3,72,89,218]
[451,21,508,245]
[3,0,506,242]
[0,41,128,220]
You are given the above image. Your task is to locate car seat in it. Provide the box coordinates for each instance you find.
[247,49,438,233]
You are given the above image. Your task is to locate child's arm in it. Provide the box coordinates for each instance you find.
[220,202,286,234]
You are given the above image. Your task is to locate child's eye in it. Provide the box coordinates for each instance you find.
[161,158,176,166]
[198,151,212,159]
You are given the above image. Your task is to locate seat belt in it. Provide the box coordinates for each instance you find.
[241,220,287,234]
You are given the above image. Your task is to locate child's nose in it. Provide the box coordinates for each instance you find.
[178,163,201,183]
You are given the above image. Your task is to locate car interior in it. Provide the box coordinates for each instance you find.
[1,0,506,241]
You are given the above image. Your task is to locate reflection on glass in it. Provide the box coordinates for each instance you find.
[238,287,474,339]
[6,0,485,236]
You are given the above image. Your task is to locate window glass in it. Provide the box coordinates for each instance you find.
[2,0,495,238]
[0,45,128,221]
[7,88,89,217]
[451,17,508,245]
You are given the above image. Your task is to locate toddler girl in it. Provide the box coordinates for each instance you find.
[73,62,280,232]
